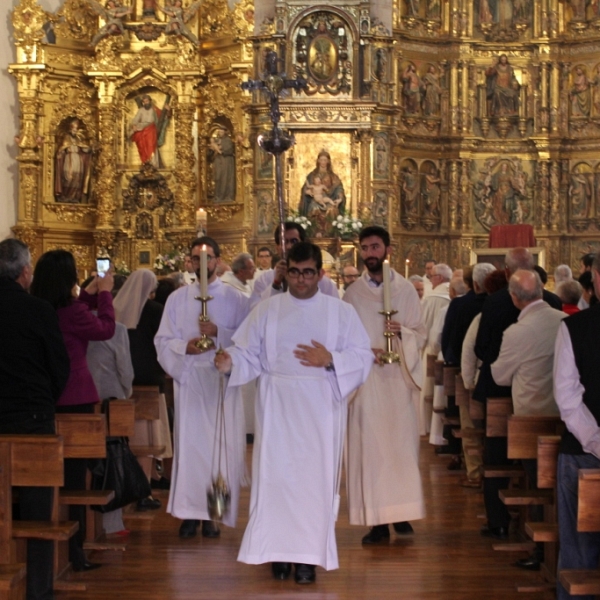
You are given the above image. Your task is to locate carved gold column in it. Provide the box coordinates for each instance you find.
[448,160,458,230]
[460,159,471,231]
[356,129,373,223]
[450,61,459,135]
[540,60,549,133]
[550,61,560,134]
[537,160,550,232]
[549,161,560,233]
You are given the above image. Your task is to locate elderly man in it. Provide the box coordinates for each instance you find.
[491,269,565,570]
[557,279,583,315]
[341,265,360,291]
[0,238,70,600]
[409,274,425,300]
[554,264,573,285]
[419,263,451,442]
[221,253,256,297]
[475,247,561,540]
[554,250,600,600]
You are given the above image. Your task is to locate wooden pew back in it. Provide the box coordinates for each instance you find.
[577,469,600,532]
[507,415,564,460]
[443,366,458,397]
[55,414,106,459]
[537,435,561,489]
[131,386,161,421]
[486,397,513,437]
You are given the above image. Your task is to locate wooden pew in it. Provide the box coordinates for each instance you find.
[558,469,600,595]
[0,435,78,599]
[130,386,165,458]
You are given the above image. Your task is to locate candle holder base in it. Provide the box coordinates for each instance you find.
[378,310,401,366]
[195,335,216,352]
[195,294,215,352]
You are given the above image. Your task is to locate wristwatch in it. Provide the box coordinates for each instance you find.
[325,361,335,372]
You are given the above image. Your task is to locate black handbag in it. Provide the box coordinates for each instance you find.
[90,401,151,512]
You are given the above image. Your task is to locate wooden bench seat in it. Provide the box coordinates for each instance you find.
[452,428,484,439]
[524,522,558,543]
[0,563,26,599]
[12,521,78,542]
[130,445,166,457]
[484,464,524,478]
[499,489,554,506]
[559,570,600,596]
[59,490,115,506]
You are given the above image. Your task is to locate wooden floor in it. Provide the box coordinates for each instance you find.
[57,439,556,599]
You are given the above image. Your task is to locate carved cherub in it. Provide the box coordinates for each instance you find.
[88,0,132,47]
[158,0,201,45]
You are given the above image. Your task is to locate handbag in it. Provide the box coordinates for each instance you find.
[90,400,151,513]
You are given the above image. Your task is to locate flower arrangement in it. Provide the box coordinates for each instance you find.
[333,214,363,238]
[290,214,312,231]
[112,259,131,277]
[154,251,186,275]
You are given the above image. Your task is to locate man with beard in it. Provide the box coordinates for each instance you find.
[344,226,427,544]
[155,236,250,539]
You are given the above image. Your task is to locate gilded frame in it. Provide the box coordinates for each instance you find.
[469,247,546,271]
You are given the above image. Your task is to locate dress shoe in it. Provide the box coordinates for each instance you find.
[393,521,414,534]
[179,519,200,538]
[151,476,171,490]
[459,476,482,489]
[447,456,462,471]
[294,563,316,584]
[136,496,161,511]
[515,557,541,571]
[201,520,220,538]
[73,561,101,572]
[272,562,292,580]
[435,445,456,455]
[480,524,509,540]
[361,524,390,544]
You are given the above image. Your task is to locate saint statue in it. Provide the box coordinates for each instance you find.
[402,64,422,114]
[485,54,520,117]
[54,119,93,203]
[421,65,441,116]
[208,128,236,203]
[570,67,591,118]
[299,150,346,233]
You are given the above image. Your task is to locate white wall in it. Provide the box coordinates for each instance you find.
[0,0,61,240]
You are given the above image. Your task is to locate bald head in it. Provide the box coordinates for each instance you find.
[508,269,543,310]
[505,247,534,276]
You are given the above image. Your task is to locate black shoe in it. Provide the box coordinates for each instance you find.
[480,524,509,540]
[393,521,414,534]
[294,563,316,584]
[136,497,161,511]
[361,524,390,544]
[201,520,220,538]
[435,446,456,455]
[73,561,101,572]
[179,519,200,538]
[151,477,171,490]
[515,557,541,571]
[272,562,292,580]
[447,456,462,471]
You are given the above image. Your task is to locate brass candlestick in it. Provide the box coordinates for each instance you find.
[194,294,216,352]
[378,309,401,365]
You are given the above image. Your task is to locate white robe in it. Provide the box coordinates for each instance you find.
[227,291,372,570]
[155,279,249,527]
[343,270,426,526]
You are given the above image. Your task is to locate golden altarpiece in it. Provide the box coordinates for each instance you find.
[9,0,600,276]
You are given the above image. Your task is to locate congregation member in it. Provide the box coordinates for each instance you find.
[556,279,583,315]
[221,252,256,297]
[491,269,564,570]
[154,277,177,306]
[578,253,595,309]
[475,248,561,540]
[31,249,115,572]
[114,269,172,511]
[421,259,437,297]
[215,242,372,583]
[255,246,273,271]
[554,264,573,285]
[0,239,70,600]
[182,253,196,285]
[341,264,360,291]
[419,263,451,443]
[155,237,249,539]
[344,226,426,544]
[409,274,425,300]
[250,222,339,307]
[554,250,600,600]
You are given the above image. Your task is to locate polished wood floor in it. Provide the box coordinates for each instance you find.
[57,439,556,599]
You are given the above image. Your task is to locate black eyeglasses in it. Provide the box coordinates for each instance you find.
[287,267,318,280]
[285,238,301,246]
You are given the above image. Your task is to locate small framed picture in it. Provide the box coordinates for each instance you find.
[470,247,545,270]
[139,251,150,265]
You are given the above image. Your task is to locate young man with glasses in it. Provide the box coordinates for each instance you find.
[215,242,372,585]
[155,236,250,540]
[250,222,339,308]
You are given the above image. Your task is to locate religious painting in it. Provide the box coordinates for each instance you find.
[291,132,351,238]
[471,156,532,232]
[136,212,153,239]
[569,163,593,221]
[127,90,173,169]
[570,65,592,119]
[420,161,441,222]
[470,247,545,270]
[373,48,388,82]
[404,238,436,272]
[257,189,275,234]
[371,190,388,227]
[400,158,420,219]
[474,0,532,41]
[54,117,93,204]
[373,133,389,180]
[207,122,236,203]
[308,35,337,83]
[256,140,273,179]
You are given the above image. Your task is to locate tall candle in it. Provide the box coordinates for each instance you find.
[405,259,409,279]
[200,244,208,297]
[383,259,391,312]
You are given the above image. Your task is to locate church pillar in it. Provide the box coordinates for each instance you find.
[450,61,459,135]
[448,160,458,230]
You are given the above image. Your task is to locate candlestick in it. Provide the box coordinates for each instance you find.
[200,245,208,297]
[194,294,215,352]
[383,260,391,312]
[405,259,409,279]
[378,309,401,365]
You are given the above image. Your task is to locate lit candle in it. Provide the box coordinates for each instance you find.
[383,259,391,313]
[200,244,208,297]
[405,259,409,279]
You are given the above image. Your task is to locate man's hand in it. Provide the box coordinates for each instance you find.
[214,350,232,374]
[372,348,385,365]
[385,319,402,338]
[294,340,333,368]
[186,339,204,355]
[97,270,114,294]
[199,321,218,337]
[273,259,287,289]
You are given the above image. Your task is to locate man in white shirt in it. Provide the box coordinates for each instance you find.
[182,253,197,285]
[422,259,436,298]
[221,253,256,297]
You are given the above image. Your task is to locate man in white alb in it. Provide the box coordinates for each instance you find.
[215,242,372,584]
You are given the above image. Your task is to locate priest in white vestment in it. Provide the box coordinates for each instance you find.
[250,222,339,308]
[343,226,426,544]
[155,237,249,539]
[215,242,372,584]
[418,263,451,442]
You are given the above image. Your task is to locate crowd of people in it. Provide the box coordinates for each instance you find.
[1,229,599,599]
